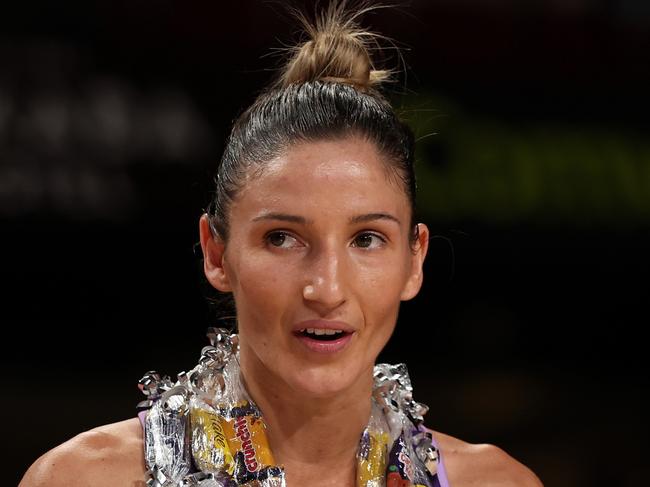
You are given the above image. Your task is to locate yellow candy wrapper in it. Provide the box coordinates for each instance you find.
[357,429,389,486]
[219,401,283,485]
[190,406,235,474]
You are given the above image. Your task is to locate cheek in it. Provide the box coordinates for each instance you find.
[359,250,411,296]
[356,255,410,327]
[229,255,296,328]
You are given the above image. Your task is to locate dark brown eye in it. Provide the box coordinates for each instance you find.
[352,232,385,249]
[266,231,300,248]
[268,232,287,247]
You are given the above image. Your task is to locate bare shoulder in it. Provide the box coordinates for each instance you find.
[431,430,544,487]
[19,418,146,487]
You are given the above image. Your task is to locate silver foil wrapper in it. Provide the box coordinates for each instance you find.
[144,390,192,486]
[401,427,438,487]
[141,329,287,487]
[179,472,233,487]
[373,363,429,425]
[140,331,434,487]
[373,363,439,486]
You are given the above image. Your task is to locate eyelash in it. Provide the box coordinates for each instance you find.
[351,231,387,249]
[264,231,301,249]
[264,231,387,249]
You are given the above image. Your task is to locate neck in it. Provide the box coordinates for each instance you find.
[239,348,373,483]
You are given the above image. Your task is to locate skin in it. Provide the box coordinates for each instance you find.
[201,136,429,485]
[19,136,543,487]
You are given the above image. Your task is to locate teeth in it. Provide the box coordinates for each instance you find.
[303,328,343,335]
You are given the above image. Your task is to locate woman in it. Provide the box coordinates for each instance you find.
[19,3,543,486]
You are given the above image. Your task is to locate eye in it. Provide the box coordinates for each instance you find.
[351,232,386,249]
[265,231,301,249]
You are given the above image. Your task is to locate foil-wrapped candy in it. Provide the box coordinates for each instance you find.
[373,364,406,410]
[406,400,429,425]
[144,396,192,487]
[373,363,429,425]
[138,331,434,487]
[206,327,238,352]
[146,465,170,487]
[139,371,174,397]
[189,364,226,400]
[179,472,233,487]
[160,386,190,415]
[177,371,190,386]
[190,400,235,475]
[138,371,175,411]
[139,371,163,397]
[200,346,231,373]
[412,429,439,477]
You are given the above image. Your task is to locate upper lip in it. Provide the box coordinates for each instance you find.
[293,320,355,333]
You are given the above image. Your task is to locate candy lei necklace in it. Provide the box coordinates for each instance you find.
[138,329,440,487]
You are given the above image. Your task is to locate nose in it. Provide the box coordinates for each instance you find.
[302,245,346,312]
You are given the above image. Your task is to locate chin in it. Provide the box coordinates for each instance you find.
[284,361,368,398]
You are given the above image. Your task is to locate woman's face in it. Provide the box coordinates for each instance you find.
[200,136,429,398]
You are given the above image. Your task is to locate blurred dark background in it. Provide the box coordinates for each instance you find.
[2,1,648,485]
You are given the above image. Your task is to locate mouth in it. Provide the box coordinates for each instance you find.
[292,321,355,354]
[296,327,348,341]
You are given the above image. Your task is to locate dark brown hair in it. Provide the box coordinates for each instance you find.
[207,1,417,242]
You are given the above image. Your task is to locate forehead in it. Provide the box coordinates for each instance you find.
[234,137,408,214]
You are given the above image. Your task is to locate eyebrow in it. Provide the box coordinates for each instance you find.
[252,212,311,224]
[349,212,401,226]
[252,212,400,226]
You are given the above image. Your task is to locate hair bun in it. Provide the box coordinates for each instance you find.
[277,2,393,91]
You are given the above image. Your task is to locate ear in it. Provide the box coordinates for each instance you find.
[199,214,232,292]
[400,223,429,301]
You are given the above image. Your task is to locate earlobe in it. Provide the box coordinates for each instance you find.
[400,223,429,301]
[199,214,232,292]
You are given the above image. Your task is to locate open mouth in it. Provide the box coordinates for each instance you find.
[297,328,347,341]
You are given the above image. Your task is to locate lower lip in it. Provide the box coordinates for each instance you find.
[294,332,353,354]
